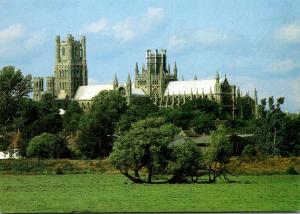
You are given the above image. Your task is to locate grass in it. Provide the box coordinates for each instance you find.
[0,173,299,212]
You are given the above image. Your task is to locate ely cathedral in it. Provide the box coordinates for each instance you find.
[33,34,258,118]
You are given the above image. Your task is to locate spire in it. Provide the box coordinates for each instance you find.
[173,62,177,77]
[194,75,197,80]
[127,73,132,85]
[135,62,139,76]
[216,70,220,81]
[168,63,171,74]
[254,88,258,103]
[237,87,241,98]
[113,74,118,89]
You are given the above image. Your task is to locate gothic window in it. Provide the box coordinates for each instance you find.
[119,87,126,96]
[62,47,65,56]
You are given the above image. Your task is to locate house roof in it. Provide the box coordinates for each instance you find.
[164,79,217,96]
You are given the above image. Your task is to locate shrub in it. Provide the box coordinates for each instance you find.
[26,133,67,158]
[55,164,64,175]
[242,144,256,158]
[286,166,298,175]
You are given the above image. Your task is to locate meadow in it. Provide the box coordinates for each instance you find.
[0,173,299,212]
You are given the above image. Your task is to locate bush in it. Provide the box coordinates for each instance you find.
[26,133,67,159]
[242,144,256,157]
[286,166,298,175]
[55,164,64,175]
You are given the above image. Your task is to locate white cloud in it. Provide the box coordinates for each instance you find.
[167,35,186,49]
[25,32,46,50]
[0,23,26,45]
[81,18,107,34]
[265,59,298,74]
[231,75,300,113]
[0,23,46,57]
[112,18,136,42]
[80,7,165,43]
[144,7,165,24]
[194,28,228,45]
[275,23,300,43]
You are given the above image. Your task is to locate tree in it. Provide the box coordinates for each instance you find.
[0,66,32,131]
[205,125,233,182]
[253,97,296,156]
[63,100,83,132]
[116,97,158,133]
[167,139,204,183]
[26,133,67,158]
[77,90,127,158]
[189,111,216,134]
[110,117,179,183]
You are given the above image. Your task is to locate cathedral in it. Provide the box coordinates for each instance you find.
[33,34,258,118]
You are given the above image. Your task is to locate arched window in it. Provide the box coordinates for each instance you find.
[119,87,126,96]
[62,47,65,56]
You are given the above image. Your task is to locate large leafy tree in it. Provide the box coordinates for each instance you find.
[205,125,233,182]
[77,90,127,158]
[253,96,299,156]
[62,100,83,132]
[110,117,179,183]
[116,97,158,133]
[0,66,32,131]
[26,132,67,159]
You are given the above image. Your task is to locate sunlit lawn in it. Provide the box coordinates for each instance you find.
[0,173,299,212]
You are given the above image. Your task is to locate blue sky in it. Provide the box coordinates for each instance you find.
[0,0,299,112]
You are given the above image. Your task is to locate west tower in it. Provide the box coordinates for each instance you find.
[54,34,88,99]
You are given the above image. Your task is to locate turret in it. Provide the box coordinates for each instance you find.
[254,88,258,118]
[126,73,132,104]
[33,77,44,101]
[216,70,220,82]
[113,74,118,90]
[135,62,139,77]
[173,62,177,78]
[55,36,60,63]
[46,76,55,95]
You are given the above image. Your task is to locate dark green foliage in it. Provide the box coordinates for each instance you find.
[168,139,203,183]
[63,100,83,132]
[206,125,233,182]
[189,111,216,134]
[155,98,218,133]
[116,97,158,133]
[77,90,127,158]
[26,133,67,159]
[110,117,179,183]
[181,98,219,116]
[242,144,256,157]
[0,66,32,132]
[18,95,62,138]
[0,133,10,151]
[286,166,298,175]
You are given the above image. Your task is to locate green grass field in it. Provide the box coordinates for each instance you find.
[0,173,299,212]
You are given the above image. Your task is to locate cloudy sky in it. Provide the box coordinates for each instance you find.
[0,0,299,112]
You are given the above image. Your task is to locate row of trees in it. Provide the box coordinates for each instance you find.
[0,66,299,163]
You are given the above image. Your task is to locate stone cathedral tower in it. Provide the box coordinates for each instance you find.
[54,34,88,99]
[134,49,177,100]
[33,34,88,101]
